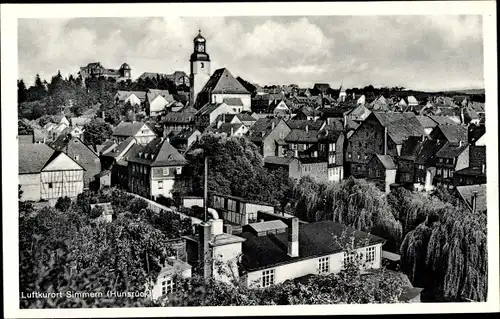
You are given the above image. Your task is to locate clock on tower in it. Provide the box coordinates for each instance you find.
[190,30,211,107]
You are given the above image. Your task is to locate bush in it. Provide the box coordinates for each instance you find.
[55,196,72,212]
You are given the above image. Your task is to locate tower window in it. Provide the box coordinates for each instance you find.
[201,63,204,69]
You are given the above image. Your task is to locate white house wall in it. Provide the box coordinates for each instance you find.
[126,94,142,106]
[243,243,383,288]
[211,94,251,112]
[150,96,169,115]
[19,173,41,201]
[212,242,243,284]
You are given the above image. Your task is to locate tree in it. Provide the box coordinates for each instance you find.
[177,134,293,206]
[19,188,188,308]
[55,196,72,212]
[291,176,402,250]
[18,79,28,104]
[83,119,113,146]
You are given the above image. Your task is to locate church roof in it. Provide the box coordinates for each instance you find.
[200,68,250,95]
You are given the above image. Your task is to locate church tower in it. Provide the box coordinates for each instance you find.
[190,30,211,107]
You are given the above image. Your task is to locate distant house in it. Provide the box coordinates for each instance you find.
[146,89,174,116]
[344,103,371,123]
[416,116,438,136]
[138,71,190,87]
[195,102,238,131]
[70,117,91,128]
[169,128,201,153]
[455,145,486,186]
[413,139,444,192]
[127,137,188,200]
[99,136,138,190]
[269,100,291,117]
[196,68,251,111]
[114,90,147,106]
[223,97,246,113]
[205,122,249,138]
[162,108,197,133]
[294,106,321,121]
[395,136,425,189]
[111,121,157,145]
[433,141,469,189]
[213,113,257,128]
[346,112,425,178]
[468,124,486,145]
[247,118,291,158]
[318,126,345,182]
[79,62,131,82]
[430,124,468,144]
[49,135,101,189]
[150,259,192,300]
[211,193,275,226]
[313,83,331,95]
[19,143,84,204]
[366,154,397,193]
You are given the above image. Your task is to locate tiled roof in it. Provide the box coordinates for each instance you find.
[240,221,386,271]
[414,139,444,165]
[456,184,487,213]
[200,68,250,95]
[435,141,468,158]
[416,116,438,129]
[435,124,468,143]
[116,90,147,102]
[317,125,343,142]
[385,117,426,144]
[375,154,397,169]
[196,103,225,116]
[248,118,283,142]
[106,136,136,158]
[206,123,243,136]
[248,220,288,234]
[147,89,174,104]
[284,129,320,143]
[286,119,324,131]
[19,143,55,174]
[128,137,187,167]
[428,115,457,126]
[264,156,297,166]
[163,111,196,124]
[112,121,150,137]
[399,136,424,160]
[171,128,199,141]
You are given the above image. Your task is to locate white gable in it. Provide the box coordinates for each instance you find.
[150,95,169,113]
[126,94,142,106]
[42,152,83,171]
[230,116,243,125]
[274,101,289,111]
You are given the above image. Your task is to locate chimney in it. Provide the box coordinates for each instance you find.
[222,113,226,123]
[305,125,309,133]
[198,222,213,279]
[471,191,478,213]
[344,115,347,127]
[230,126,234,136]
[271,121,275,130]
[287,217,299,257]
[459,140,463,147]
[384,126,388,155]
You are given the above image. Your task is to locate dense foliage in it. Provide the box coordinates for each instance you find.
[19,188,192,308]
[83,118,113,146]
[175,134,294,209]
[291,178,487,302]
[291,176,402,250]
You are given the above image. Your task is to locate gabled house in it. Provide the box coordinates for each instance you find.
[196,68,251,111]
[70,117,91,128]
[468,124,486,145]
[413,139,444,192]
[395,136,425,189]
[430,124,468,144]
[127,137,188,200]
[146,89,174,116]
[114,90,147,106]
[48,135,101,189]
[455,145,486,186]
[318,126,345,182]
[366,154,397,193]
[269,100,291,117]
[111,121,157,145]
[344,103,371,123]
[162,108,197,133]
[433,141,470,189]
[195,102,238,131]
[169,128,201,153]
[346,112,425,178]
[247,118,291,158]
[416,116,438,136]
[205,122,249,138]
[222,97,247,113]
[214,113,257,128]
[294,106,321,121]
[19,143,84,204]
[264,156,302,179]
[99,136,138,189]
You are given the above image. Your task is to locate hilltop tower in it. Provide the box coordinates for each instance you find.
[189,30,211,106]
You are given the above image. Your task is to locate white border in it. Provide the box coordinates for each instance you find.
[2,1,498,317]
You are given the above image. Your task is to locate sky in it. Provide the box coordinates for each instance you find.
[18,15,484,91]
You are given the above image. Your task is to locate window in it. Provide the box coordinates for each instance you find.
[162,277,174,295]
[227,199,236,212]
[261,269,275,288]
[201,62,204,68]
[343,252,356,266]
[318,257,330,274]
[366,246,376,263]
[329,143,335,151]
[48,183,53,189]
[163,167,170,176]
[449,170,454,178]
[158,181,163,189]
[348,153,352,159]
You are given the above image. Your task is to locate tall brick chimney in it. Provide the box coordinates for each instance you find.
[471,191,478,213]
[198,222,213,279]
[287,217,299,257]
